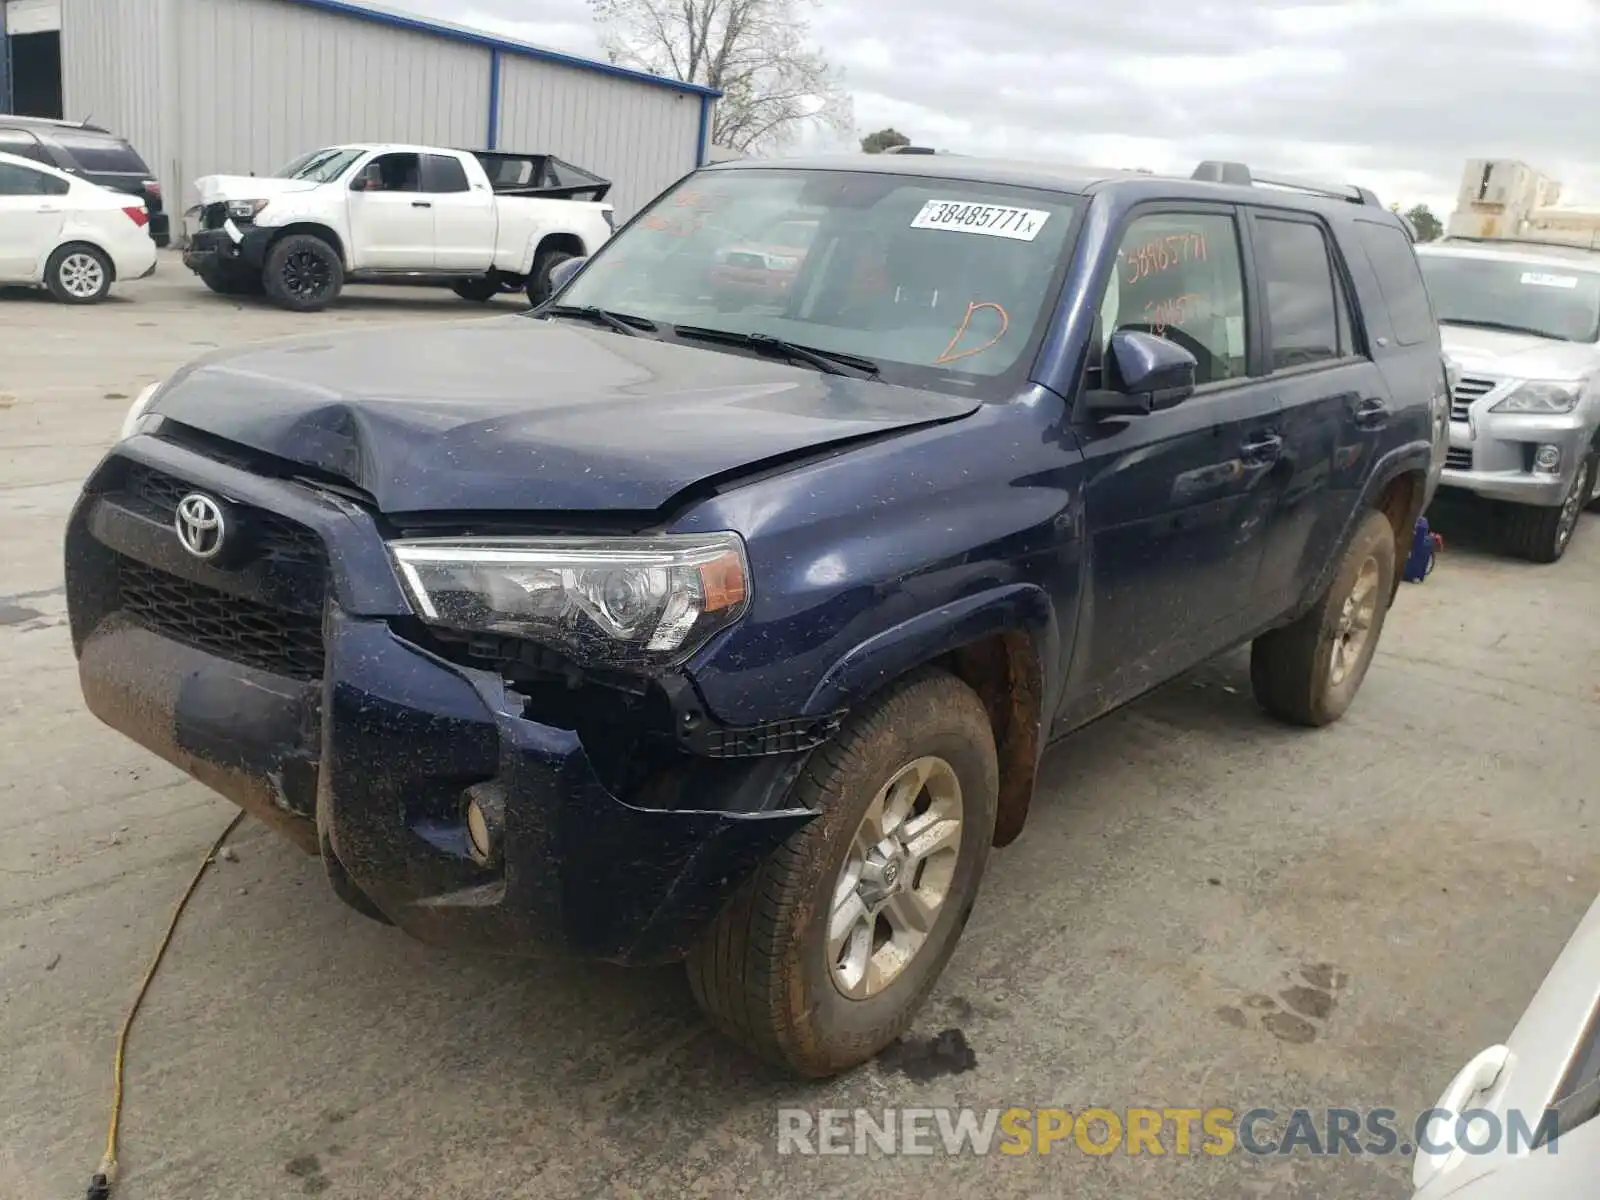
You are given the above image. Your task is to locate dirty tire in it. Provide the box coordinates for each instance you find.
[1251,508,1397,727]
[451,276,501,303]
[1583,449,1600,514]
[197,265,264,297]
[262,233,344,312]
[686,669,998,1078]
[1504,454,1593,563]
[526,248,576,307]
[45,243,113,304]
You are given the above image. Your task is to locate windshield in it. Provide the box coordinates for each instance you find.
[1418,253,1600,343]
[274,147,363,183]
[557,167,1081,396]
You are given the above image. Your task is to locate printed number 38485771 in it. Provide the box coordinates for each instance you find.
[1125,233,1207,283]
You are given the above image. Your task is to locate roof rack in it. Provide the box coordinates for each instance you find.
[1191,161,1382,208]
[884,145,937,155]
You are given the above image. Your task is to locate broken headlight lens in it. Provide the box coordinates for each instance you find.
[389,534,751,669]
[1491,382,1581,414]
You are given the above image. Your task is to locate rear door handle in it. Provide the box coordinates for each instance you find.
[1241,433,1283,465]
[1353,396,1389,430]
[411,200,432,208]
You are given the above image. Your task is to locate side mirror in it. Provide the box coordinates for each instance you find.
[1085,329,1198,417]
[548,255,588,294]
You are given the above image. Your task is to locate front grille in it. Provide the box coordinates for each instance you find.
[119,463,324,568]
[1444,447,1473,471]
[116,557,325,679]
[1450,375,1496,422]
[200,202,226,230]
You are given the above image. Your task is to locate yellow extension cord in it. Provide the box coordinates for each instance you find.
[88,810,247,1200]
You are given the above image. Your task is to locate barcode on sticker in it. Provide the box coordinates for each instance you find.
[910,200,1051,241]
[1520,272,1579,289]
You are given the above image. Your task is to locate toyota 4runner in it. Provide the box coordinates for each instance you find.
[67,154,1445,1078]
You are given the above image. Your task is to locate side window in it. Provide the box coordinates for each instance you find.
[1256,217,1354,370]
[0,128,52,164]
[421,154,470,194]
[351,152,420,193]
[1102,210,1248,386]
[0,162,69,196]
[1356,220,1438,346]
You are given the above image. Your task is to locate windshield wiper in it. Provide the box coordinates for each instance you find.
[542,304,660,338]
[673,326,880,378]
[1439,317,1571,342]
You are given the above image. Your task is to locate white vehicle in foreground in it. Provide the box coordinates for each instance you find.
[181,144,616,312]
[1411,892,1600,1199]
[0,149,157,304]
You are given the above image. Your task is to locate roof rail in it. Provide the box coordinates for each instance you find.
[884,145,937,155]
[1192,160,1382,208]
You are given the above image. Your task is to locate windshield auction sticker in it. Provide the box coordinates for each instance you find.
[910,200,1051,241]
[1519,272,1579,289]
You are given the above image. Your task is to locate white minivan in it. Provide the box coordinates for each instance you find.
[0,149,157,303]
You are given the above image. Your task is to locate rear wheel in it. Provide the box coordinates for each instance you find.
[1585,450,1600,513]
[451,276,502,303]
[45,244,113,304]
[262,233,344,312]
[526,248,576,307]
[1251,508,1397,727]
[1504,454,1593,563]
[686,670,998,1078]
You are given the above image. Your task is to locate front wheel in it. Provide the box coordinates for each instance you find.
[262,233,344,312]
[1251,508,1397,727]
[45,244,113,304]
[1584,450,1600,514]
[1504,454,1593,563]
[686,670,998,1078]
[526,248,576,307]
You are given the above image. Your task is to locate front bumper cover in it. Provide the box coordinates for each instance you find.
[1441,411,1595,505]
[65,438,817,965]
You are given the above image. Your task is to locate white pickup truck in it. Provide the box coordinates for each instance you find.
[181,143,615,312]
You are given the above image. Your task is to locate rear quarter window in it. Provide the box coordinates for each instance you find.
[1355,220,1438,346]
[51,132,151,175]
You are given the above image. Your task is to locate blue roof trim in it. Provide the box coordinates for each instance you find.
[695,95,711,166]
[282,0,722,99]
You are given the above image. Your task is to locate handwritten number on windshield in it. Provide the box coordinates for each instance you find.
[935,301,1010,365]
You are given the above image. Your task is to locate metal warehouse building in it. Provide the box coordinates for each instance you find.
[0,0,718,224]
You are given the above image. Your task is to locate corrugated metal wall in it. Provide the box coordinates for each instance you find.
[497,56,701,218]
[59,0,705,223]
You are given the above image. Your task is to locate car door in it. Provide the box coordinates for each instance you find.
[1244,210,1394,613]
[423,153,496,271]
[345,151,433,270]
[1059,203,1284,724]
[0,160,69,280]
[1411,892,1600,1200]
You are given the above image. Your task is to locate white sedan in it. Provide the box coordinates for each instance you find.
[1412,892,1600,1199]
[0,149,157,303]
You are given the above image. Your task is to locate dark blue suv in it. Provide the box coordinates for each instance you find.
[66,154,1447,1077]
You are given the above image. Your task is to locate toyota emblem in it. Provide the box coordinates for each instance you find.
[174,493,227,559]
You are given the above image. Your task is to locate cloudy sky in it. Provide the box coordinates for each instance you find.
[399,0,1599,217]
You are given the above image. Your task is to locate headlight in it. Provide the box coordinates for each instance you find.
[226,199,270,219]
[1491,382,1581,414]
[390,533,751,670]
[118,381,163,441]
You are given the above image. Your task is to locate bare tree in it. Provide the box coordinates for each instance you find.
[586,0,852,154]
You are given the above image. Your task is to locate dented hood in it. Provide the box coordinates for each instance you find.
[146,316,978,514]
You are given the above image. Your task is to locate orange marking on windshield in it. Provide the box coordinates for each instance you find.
[934,301,1010,364]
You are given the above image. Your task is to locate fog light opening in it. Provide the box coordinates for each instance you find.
[466,801,494,863]
[1533,444,1562,475]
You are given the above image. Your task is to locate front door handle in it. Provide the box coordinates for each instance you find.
[1240,433,1283,465]
[411,200,432,208]
[1352,396,1389,430]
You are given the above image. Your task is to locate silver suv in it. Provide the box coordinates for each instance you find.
[1416,241,1600,562]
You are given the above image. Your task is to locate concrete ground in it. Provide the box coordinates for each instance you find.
[1,256,1596,1200]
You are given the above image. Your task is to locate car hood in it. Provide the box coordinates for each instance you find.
[1438,324,1600,379]
[193,174,322,205]
[145,316,978,515]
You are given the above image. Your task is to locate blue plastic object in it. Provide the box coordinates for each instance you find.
[1403,516,1443,583]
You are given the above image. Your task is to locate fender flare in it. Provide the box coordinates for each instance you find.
[1303,439,1433,608]
[802,583,1058,717]
[517,227,588,277]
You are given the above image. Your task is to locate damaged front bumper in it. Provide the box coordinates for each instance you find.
[64,437,817,965]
